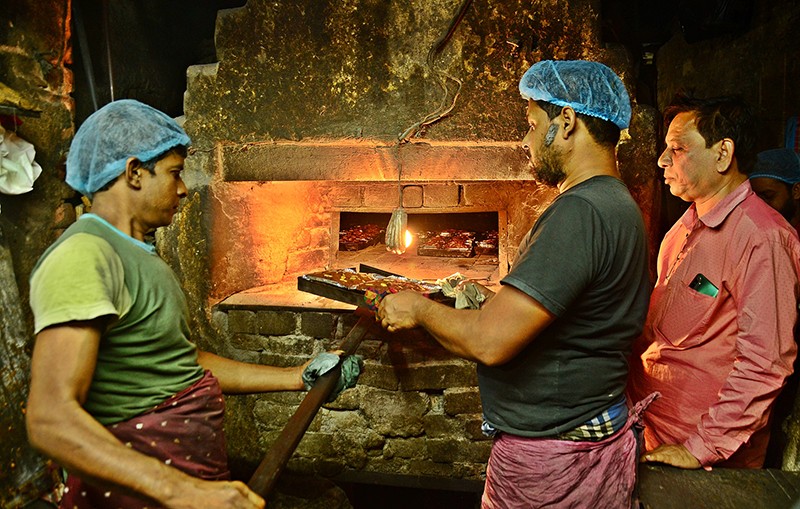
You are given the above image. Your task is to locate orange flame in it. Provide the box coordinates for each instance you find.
[405,229,413,249]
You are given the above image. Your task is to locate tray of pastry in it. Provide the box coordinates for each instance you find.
[339,224,385,251]
[298,265,450,307]
[475,230,498,256]
[416,229,476,258]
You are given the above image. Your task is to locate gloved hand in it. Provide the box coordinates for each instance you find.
[302,352,364,402]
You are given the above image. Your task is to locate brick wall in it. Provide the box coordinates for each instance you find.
[215,305,492,482]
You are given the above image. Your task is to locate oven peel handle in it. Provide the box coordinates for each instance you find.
[246,306,375,499]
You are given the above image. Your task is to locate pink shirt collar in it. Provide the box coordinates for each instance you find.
[682,180,752,230]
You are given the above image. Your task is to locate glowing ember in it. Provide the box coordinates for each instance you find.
[405,229,413,248]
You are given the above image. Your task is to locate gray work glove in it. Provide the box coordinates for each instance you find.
[302,352,363,402]
[438,273,487,310]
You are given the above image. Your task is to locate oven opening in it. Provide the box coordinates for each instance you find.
[334,211,506,284]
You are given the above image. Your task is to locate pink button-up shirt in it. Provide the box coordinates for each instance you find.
[628,181,800,467]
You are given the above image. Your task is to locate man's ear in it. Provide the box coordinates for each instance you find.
[124,157,143,189]
[560,106,576,138]
[791,182,800,201]
[715,138,735,173]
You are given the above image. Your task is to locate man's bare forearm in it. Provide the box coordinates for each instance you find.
[26,389,201,504]
[379,286,555,367]
[197,350,306,393]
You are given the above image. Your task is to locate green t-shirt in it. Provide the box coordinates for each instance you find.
[30,214,204,425]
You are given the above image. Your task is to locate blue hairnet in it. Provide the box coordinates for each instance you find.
[750,148,800,184]
[66,99,191,198]
[519,60,631,130]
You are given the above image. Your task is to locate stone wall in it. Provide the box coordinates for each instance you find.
[215,305,492,483]
[656,1,800,152]
[0,1,74,506]
[0,0,76,324]
[183,0,627,145]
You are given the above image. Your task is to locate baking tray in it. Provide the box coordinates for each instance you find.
[297,271,365,307]
[297,265,454,307]
[416,230,476,258]
[339,226,385,251]
[417,245,475,258]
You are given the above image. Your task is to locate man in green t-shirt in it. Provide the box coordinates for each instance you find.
[26,100,358,509]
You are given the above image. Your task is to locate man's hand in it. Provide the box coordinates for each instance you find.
[301,351,363,401]
[377,291,426,332]
[641,444,701,469]
[166,479,265,509]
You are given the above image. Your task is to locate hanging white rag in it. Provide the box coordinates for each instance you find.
[0,124,42,196]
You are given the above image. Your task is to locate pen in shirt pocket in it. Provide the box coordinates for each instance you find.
[689,273,718,298]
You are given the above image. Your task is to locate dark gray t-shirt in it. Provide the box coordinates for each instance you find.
[478,175,650,437]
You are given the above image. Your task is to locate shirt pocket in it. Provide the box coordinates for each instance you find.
[654,279,717,348]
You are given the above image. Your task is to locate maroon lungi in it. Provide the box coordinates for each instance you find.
[60,370,229,509]
[482,393,659,509]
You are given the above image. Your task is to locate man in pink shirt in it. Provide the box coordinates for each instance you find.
[628,94,800,469]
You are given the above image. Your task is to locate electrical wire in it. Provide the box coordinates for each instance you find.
[397,0,472,144]
[387,0,473,254]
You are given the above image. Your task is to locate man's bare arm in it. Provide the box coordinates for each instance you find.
[378,285,555,366]
[26,320,265,509]
[196,350,306,393]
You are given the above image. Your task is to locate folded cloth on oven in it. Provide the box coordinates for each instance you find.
[302,352,363,402]
[0,125,42,196]
[437,273,487,309]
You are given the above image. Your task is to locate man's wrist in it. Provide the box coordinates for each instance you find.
[411,293,430,327]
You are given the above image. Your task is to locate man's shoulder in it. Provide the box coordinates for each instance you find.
[40,216,154,267]
[36,227,117,271]
[33,232,121,286]
[718,195,800,264]
[568,174,627,192]
[57,229,116,251]
[736,194,799,241]
[557,177,641,221]
[563,176,634,203]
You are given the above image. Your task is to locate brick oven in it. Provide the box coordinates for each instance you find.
[196,139,557,490]
[155,0,657,498]
[207,139,557,303]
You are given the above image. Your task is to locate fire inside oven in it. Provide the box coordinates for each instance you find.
[335,211,504,283]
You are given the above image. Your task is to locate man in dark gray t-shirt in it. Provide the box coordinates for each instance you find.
[377,60,651,508]
[482,174,650,437]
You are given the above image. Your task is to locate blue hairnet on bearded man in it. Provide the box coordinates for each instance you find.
[519,60,632,130]
[750,148,800,184]
[66,99,191,198]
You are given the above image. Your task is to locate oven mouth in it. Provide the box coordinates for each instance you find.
[333,210,505,284]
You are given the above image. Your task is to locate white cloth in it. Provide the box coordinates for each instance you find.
[0,125,42,198]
